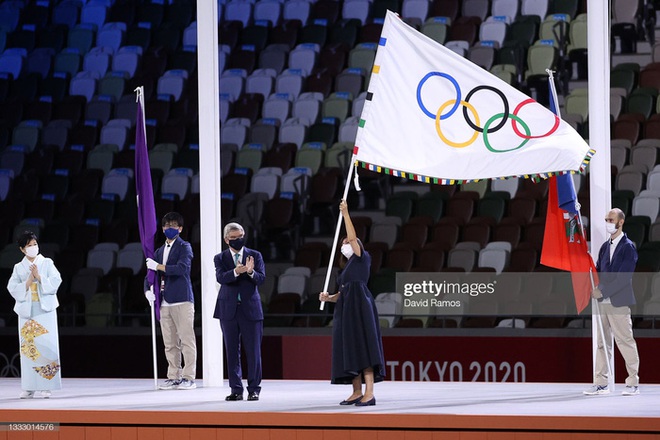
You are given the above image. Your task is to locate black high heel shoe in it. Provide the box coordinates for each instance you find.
[339,395,363,405]
[355,397,376,406]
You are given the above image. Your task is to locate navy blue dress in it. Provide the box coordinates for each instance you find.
[331,249,386,384]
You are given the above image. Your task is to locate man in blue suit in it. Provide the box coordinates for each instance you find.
[214,222,265,401]
[584,208,640,396]
[144,212,197,391]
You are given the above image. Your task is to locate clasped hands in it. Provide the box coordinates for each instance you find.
[27,264,40,283]
[25,264,41,289]
[236,256,255,275]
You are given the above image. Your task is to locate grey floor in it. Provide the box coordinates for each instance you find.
[0,378,659,418]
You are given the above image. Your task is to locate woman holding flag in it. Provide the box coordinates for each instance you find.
[319,200,385,406]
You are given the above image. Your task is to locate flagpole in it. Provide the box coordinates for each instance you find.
[135,86,159,390]
[320,147,359,310]
[548,71,612,388]
[137,87,159,391]
[149,286,158,390]
[588,268,613,389]
[587,0,613,392]
[139,86,159,391]
[575,201,613,383]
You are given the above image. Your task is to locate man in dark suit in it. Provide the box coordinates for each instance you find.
[214,222,265,401]
[584,208,640,396]
[144,212,197,390]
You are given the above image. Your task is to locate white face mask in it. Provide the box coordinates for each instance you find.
[25,245,39,259]
[605,222,618,236]
[340,243,354,259]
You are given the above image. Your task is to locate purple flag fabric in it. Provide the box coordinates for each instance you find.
[135,88,160,320]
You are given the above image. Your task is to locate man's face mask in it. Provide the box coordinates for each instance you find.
[228,237,245,250]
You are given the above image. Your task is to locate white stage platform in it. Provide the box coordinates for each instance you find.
[0,379,658,438]
[1,378,659,416]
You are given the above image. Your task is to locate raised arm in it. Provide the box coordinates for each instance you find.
[340,200,361,257]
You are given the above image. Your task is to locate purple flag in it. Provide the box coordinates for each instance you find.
[135,87,160,320]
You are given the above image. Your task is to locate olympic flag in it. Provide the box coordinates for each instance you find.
[355,11,594,182]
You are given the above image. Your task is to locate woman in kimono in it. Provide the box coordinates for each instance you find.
[7,231,62,399]
[319,200,385,406]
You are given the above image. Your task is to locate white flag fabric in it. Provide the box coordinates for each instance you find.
[355,11,594,183]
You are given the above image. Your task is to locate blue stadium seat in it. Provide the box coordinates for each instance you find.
[0,168,12,201]
[85,97,114,125]
[96,22,126,53]
[101,167,133,201]
[0,48,25,79]
[26,48,55,79]
[67,24,96,55]
[162,168,192,200]
[81,1,108,31]
[69,71,100,102]
[53,49,82,77]
[98,72,126,101]
[83,46,112,78]
[254,1,281,27]
[11,120,42,153]
[156,69,187,101]
[100,122,129,151]
[0,147,25,176]
[182,21,197,47]
[52,1,80,29]
[111,45,141,78]
[0,2,21,32]
[225,0,253,28]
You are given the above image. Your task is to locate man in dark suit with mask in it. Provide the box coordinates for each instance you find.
[214,222,265,401]
[144,212,197,391]
[584,208,640,396]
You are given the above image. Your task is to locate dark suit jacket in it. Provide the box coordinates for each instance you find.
[144,238,194,304]
[595,233,638,307]
[213,247,265,321]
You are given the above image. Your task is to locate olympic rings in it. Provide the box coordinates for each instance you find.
[511,98,560,139]
[416,72,560,150]
[417,72,461,120]
[463,86,509,133]
[435,99,480,148]
[482,113,530,152]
